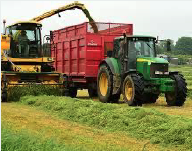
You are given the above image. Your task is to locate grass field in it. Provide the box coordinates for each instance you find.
[1,65,192,151]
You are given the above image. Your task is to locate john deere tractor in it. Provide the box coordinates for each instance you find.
[97,35,187,106]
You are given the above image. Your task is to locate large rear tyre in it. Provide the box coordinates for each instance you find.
[165,74,187,106]
[97,65,116,103]
[123,74,144,106]
[142,93,159,104]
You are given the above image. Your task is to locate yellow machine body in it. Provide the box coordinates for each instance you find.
[1,1,97,102]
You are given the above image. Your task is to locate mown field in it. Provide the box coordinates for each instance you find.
[1,65,192,151]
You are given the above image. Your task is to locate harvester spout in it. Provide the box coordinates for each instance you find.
[30,1,98,33]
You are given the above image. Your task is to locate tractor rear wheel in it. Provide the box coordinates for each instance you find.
[97,65,114,103]
[123,74,144,106]
[143,93,159,104]
[165,74,187,106]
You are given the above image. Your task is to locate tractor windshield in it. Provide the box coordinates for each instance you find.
[7,23,41,58]
[128,38,156,58]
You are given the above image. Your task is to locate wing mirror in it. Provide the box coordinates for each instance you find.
[156,36,171,51]
[166,39,171,51]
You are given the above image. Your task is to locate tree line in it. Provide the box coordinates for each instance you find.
[156,37,192,55]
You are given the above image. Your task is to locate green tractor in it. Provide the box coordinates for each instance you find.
[97,35,187,106]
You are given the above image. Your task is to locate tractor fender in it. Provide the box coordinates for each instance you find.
[99,58,120,75]
[99,58,121,95]
[123,70,137,79]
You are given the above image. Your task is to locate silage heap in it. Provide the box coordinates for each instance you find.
[20,95,192,149]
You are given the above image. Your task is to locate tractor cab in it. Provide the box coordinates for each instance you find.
[5,21,42,58]
[113,35,169,78]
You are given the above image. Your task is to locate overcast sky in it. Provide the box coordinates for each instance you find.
[1,1,192,42]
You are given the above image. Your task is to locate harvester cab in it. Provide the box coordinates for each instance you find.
[97,35,187,106]
[1,21,54,72]
[6,22,42,59]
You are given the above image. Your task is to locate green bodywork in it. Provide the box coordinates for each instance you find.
[101,35,175,95]
[136,57,175,92]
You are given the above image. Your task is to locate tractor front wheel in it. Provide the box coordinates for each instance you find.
[165,74,187,106]
[123,74,144,106]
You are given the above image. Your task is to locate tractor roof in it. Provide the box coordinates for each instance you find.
[7,21,42,28]
[115,35,156,40]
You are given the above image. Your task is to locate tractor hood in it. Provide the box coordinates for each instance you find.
[137,57,169,64]
[136,57,169,80]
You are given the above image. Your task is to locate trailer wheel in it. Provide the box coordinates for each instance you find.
[88,88,97,98]
[69,88,78,98]
[123,74,144,106]
[97,65,113,103]
[143,93,159,104]
[165,74,187,106]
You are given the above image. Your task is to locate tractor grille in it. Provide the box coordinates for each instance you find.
[150,63,168,78]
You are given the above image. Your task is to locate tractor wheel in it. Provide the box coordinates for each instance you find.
[97,65,113,103]
[165,74,187,106]
[68,88,78,98]
[123,74,144,106]
[88,88,97,98]
[143,93,159,104]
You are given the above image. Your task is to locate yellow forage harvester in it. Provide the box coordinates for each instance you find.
[1,1,98,101]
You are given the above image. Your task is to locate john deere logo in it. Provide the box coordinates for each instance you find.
[87,40,97,46]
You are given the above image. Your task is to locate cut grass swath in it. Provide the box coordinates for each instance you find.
[20,95,192,150]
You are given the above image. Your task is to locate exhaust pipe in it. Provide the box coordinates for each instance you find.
[3,19,6,35]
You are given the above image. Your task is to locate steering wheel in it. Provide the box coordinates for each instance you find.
[136,51,141,56]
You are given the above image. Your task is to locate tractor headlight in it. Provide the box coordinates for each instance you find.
[155,71,163,75]
[164,72,169,75]
[155,71,169,75]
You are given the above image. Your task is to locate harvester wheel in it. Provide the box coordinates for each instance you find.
[88,88,97,98]
[1,92,8,102]
[97,65,113,103]
[165,74,187,106]
[123,74,144,106]
[142,93,159,104]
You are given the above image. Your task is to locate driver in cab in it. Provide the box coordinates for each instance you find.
[18,30,29,57]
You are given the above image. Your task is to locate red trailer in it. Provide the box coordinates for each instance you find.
[50,22,133,97]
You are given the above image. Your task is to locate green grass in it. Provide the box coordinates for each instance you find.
[20,95,192,150]
[1,124,67,151]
